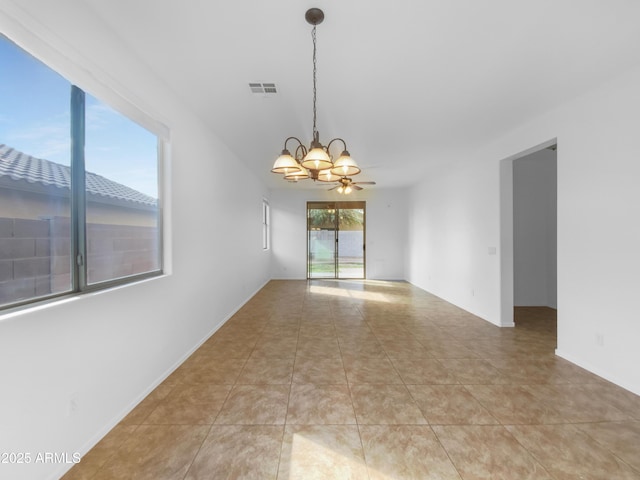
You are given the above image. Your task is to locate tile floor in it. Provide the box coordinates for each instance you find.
[62,280,640,479]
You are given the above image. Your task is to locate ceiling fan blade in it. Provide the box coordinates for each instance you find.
[352,185,363,190]
[328,185,340,191]
[353,181,376,185]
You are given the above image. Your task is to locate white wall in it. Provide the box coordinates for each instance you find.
[407,156,503,324]
[0,3,271,480]
[513,149,557,308]
[407,66,640,395]
[270,188,407,280]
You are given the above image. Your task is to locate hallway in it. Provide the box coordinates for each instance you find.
[63,280,640,479]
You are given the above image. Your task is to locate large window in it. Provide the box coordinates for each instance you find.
[0,34,162,309]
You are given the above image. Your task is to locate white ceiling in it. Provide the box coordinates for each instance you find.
[83,0,640,190]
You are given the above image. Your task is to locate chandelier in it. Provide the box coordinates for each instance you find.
[271,8,363,193]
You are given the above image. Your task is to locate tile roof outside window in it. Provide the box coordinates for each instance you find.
[0,143,156,206]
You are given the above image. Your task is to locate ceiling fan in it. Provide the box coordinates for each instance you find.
[327,177,376,194]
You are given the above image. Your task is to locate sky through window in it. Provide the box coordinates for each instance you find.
[0,34,158,197]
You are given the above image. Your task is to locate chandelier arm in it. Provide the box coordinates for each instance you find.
[283,136,304,150]
[326,138,348,154]
[294,143,308,162]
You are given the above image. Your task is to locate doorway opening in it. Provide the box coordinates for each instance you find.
[307,201,366,279]
[500,140,557,329]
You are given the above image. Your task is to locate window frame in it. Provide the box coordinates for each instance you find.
[0,36,164,311]
[262,199,270,251]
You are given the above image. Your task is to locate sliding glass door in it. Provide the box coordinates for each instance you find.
[307,204,336,278]
[307,202,365,279]
[337,204,365,278]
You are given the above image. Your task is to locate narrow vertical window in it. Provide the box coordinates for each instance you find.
[262,200,270,250]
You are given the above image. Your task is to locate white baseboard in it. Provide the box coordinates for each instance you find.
[555,348,640,397]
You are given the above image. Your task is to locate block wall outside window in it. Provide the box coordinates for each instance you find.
[0,217,69,305]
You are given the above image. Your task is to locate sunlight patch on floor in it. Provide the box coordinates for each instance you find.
[309,284,391,303]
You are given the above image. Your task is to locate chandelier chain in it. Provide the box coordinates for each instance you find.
[312,25,318,138]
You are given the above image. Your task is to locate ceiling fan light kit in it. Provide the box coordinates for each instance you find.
[270,7,374,194]
[328,176,372,194]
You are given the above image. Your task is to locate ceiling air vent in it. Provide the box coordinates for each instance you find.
[249,82,277,94]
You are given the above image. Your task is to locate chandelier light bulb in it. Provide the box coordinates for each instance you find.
[317,170,337,182]
[271,150,299,174]
[284,165,309,180]
[301,145,332,171]
[330,151,360,177]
